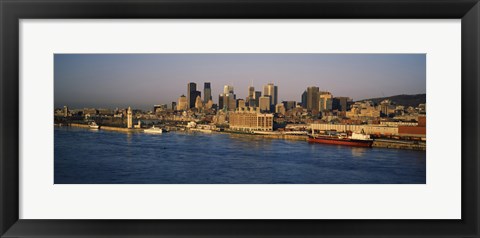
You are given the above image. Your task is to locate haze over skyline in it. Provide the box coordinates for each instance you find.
[54,54,426,110]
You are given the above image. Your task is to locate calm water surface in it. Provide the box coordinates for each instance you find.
[54,127,426,184]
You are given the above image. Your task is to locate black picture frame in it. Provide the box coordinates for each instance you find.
[1,0,479,237]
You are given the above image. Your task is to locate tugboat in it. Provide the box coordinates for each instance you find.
[144,125,163,134]
[308,129,373,147]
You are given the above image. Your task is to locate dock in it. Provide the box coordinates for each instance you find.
[373,139,426,151]
[68,123,143,133]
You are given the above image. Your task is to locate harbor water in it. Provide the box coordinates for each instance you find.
[54,127,426,184]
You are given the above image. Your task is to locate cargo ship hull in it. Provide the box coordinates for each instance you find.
[308,136,373,147]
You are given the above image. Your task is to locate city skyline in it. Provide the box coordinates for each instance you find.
[54,54,426,110]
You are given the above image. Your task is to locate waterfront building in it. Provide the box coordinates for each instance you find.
[306,86,320,111]
[127,106,133,129]
[177,95,188,111]
[171,102,177,111]
[204,82,212,104]
[229,111,274,131]
[275,103,286,114]
[310,123,398,136]
[259,96,270,112]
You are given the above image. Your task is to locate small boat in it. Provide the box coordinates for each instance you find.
[144,125,163,134]
[89,121,100,129]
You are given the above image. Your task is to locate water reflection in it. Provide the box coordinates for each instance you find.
[351,147,367,157]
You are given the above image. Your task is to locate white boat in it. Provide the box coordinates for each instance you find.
[144,125,163,134]
[89,122,99,129]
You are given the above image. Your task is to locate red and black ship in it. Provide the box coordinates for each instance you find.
[308,131,374,147]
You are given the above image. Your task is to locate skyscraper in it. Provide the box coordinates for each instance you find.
[247,86,255,101]
[319,92,333,111]
[204,82,212,104]
[259,96,270,112]
[301,91,307,108]
[218,94,225,110]
[254,91,261,107]
[187,82,196,109]
[333,97,350,112]
[187,82,202,109]
[224,85,234,94]
[226,93,236,111]
[306,86,320,111]
[220,85,236,111]
[263,83,278,107]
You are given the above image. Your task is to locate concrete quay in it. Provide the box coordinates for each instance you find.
[373,139,426,151]
[69,123,143,133]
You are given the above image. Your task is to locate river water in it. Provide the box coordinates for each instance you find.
[54,127,426,184]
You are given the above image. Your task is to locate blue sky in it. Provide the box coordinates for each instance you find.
[54,54,426,110]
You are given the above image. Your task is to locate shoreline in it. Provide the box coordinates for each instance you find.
[60,123,425,151]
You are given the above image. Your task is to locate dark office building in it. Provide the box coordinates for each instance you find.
[187,82,202,109]
[333,97,350,112]
[204,82,212,103]
[218,94,224,110]
[191,91,201,108]
[187,82,196,108]
[301,90,307,108]
[306,86,320,111]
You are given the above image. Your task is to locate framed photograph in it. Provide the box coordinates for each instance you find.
[1,0,479,237]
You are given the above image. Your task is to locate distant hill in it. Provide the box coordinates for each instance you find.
[357,94,426,108]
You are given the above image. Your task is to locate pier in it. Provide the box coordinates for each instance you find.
[67,123,143,133]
